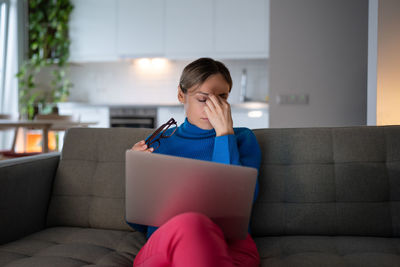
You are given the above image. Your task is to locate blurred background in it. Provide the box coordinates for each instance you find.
[0,0,399,155]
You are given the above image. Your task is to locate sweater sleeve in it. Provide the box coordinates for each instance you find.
[211,128,262,201]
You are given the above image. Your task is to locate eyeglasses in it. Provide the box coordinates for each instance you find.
[145,118,177,151]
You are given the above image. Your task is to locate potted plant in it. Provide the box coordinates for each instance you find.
[16,0,73,120]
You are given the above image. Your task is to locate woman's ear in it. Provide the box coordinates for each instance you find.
[177,86,186,104]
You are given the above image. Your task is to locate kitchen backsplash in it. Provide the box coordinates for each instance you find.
[36,59,268,105]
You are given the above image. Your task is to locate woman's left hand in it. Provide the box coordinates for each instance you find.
[204,94,234,136]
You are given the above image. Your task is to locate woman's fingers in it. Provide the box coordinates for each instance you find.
[131,139,155,153]
[205,97,217,114]
[132,140,150,151]
[145,147,154,153]
[203,94,234,136]
[219,97,229,109]
[207,95,223,113]
[206,95,230,119]
[204,105,211,118]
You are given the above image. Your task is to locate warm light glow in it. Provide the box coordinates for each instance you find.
[134,58,170,73]
[137,58,152,69]
[26,132,43,152]
[377,0,400,125]
[151,58,168,69]
[16,130,58,153]
[248,110,263,118]
[15,128,25,153]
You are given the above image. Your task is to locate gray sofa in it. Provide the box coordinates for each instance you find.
[0,126,399,267]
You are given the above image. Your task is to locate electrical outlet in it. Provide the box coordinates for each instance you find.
[297,94,309,104]
[276,94,309,105]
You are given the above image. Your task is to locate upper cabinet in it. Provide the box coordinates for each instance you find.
[69,0,118,62]
[165,0,214,58]
[215,0,269,58]
[117,0,164,57]
[164,0,269,59]
[69,0,269,62]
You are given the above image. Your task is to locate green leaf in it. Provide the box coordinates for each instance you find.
[31,42,39,50]
[23,0,73,110]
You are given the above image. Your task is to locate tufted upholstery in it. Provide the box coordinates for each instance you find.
[0,227,146,266]
[46,128,154,231]
[255,236,400,267]
[1,126,400,266]
[250,126,400,237]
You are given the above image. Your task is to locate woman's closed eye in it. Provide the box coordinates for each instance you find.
[197,98,207,103]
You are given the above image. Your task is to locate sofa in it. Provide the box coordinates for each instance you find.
[0,126,399,267]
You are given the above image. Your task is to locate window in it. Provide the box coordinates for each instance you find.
[0,0,10,110]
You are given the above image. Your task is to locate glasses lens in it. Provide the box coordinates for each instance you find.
[162,125,177,137]
[161,120,177,138]
[146,118,176,150]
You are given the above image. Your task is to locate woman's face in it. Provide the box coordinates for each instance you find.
[178,73,230,130]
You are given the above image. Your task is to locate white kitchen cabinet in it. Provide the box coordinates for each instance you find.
[69,0,118,62]
[117,0,164,57]
[215,0,269,58]
[69,0,269,61]
[165,0,214,58]
[165,0,269,59]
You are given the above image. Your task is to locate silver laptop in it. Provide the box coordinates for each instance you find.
[125,150,258,240]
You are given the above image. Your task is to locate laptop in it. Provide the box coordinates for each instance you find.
[125,150,258,240]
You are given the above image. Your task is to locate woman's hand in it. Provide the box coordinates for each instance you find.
[131,140,154,152]
[204,94,234,136]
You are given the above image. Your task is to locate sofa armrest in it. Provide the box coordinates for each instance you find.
[0,153,60,244]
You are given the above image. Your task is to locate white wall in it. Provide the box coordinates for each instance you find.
[269,0,368,128]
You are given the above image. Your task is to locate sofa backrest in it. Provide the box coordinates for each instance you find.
[251,126,400,237]
[47,126,400,237]
[46,127,153,231]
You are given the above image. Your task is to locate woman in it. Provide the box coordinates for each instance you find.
[129,58,261,267]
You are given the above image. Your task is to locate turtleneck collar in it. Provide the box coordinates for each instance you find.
[177,118,216,138]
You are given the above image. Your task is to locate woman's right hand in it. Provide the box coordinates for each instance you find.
[131,140,154,153]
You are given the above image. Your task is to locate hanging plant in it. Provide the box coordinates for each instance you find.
[16,0,73,119]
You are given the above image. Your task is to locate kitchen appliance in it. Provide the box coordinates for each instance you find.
[109,107,157,128]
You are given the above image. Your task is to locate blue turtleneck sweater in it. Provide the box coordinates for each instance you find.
[127,118,261,239]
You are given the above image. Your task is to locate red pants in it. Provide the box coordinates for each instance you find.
[133,212,260,267]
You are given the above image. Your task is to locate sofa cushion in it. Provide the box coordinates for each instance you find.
[46,128,153,231]
[255,236,400,267]
[251,126,400,237]
[0,227,146,267]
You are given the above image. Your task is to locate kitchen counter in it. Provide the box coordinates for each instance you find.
[57,101,269,129]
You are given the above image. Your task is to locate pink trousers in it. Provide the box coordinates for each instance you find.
[133,212,260,267]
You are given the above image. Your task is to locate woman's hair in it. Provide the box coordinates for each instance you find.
[179,58,232,93]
